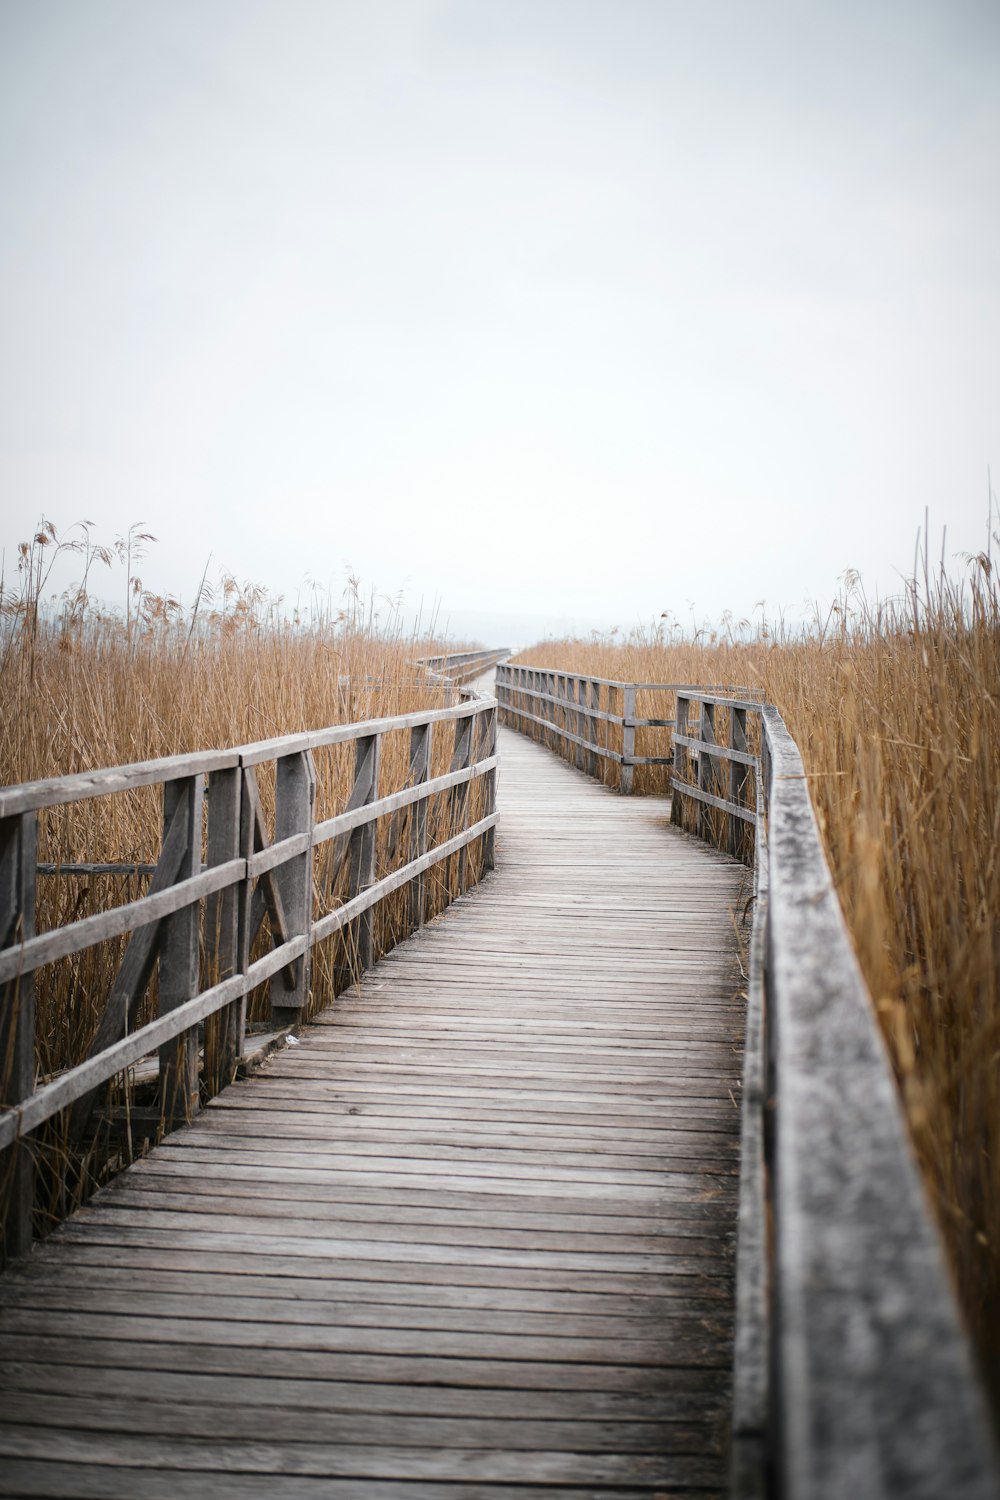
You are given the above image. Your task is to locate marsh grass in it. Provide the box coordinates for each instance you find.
[0,521,488,1241]
[513,544,1000,1398]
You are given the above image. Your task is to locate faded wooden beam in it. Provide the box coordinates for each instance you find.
[157,775,203,1131]
[271,750,316,1026]
[0,811,36,1261]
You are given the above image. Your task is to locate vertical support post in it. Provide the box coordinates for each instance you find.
[573,678,585,770]
[589,680,600,778]
[272,749,317,1025]
[408,722,432,931]
[204,766,244,1096]
[159,775,203,1129]
[729,706,749,860]
[344,735,380,983]
[0,811,36,1260]
[698,700,717,843]
[449,714,474,895]
[483,703,498,872]
[621,685,636,794]
[671,695,689,827]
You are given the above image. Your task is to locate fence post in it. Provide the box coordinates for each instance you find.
[571,678,583,770]
[588,680,600,778]
[621,685,636,793]
[408,722,432,931]
[483,703,498,872]
[671,695,689,826]
[729,706,750,860]
[344,735,380,980]
[0,811,36,1260]
[449,714,474,894]
[204,766,244,1096]
[698,700,717,842]
[272,749,317,1026]
[158,775,203,1129]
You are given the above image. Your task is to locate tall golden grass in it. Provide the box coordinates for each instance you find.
[0,520,487,1238]
[513,543,1000,1398]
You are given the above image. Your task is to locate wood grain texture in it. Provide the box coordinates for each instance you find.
[0,713,745,1497]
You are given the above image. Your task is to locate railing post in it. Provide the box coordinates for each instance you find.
[449,714,474,894]
[483,703,498,872]
[698,700,717,841]
[671,695,689,826]
[572,678,584,770]
[158,775,203,1129]
[344,735,379,980]
[621,685,636,793]
[0,810,36,1260]
[204,766,244,1095]
[729,706,750,860]
[588,679,600,778]
[407,722,432,931]
[272,749,317,1025]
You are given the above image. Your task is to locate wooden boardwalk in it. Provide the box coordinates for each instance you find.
[0,724,746,1499]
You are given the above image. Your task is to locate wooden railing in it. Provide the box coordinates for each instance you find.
[0,679,499,1262]
[416,646,511,686]
[501,665,998,1499]
[496,661,756,794]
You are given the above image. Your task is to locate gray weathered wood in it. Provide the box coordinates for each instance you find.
[158,777,203,1129]
[407,723,432,929]
[204,767,244,1095]
[0,813,36,1259]
[271,751,316,1024]
[343,736,380,980]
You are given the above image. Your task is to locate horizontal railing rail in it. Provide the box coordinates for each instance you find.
[1,679,500,1261]
[499,664,998,1499]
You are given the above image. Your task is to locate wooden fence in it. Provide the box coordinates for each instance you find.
[495,661,757,795]
[416,646,511,686]
[499,665,998,1500]
[0,665,499,1262]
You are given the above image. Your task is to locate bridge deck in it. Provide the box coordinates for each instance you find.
[0,724,746,1499]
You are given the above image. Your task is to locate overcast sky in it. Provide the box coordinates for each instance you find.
[1,0,998,642]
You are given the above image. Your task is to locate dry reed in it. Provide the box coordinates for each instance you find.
[513,541,1000,1402]
[0,520,488,1240]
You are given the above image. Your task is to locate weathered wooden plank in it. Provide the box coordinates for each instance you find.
[0,1359,725,1419]
[0,1464,707,1500]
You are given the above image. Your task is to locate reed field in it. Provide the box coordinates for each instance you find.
[0,520,490,1237]
[513,543,1000,1397]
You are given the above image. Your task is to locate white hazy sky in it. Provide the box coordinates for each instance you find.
[1,0,998,643]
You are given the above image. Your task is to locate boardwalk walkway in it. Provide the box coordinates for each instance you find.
[0,723,746,1498]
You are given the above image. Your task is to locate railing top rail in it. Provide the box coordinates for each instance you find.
[416,647,510,667]
[677,690,765,712]
[0,748,243,819]
[499,664,760,696]
[0,697,496,816]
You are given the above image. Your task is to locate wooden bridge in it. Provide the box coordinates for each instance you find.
[0,655,996,1498]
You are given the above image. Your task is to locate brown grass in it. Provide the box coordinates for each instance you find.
[0,520,487,1238]
[513,544,1000,1397]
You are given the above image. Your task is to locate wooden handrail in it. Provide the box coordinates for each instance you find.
[0,670,502,1260]
[499,664,998,1497]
